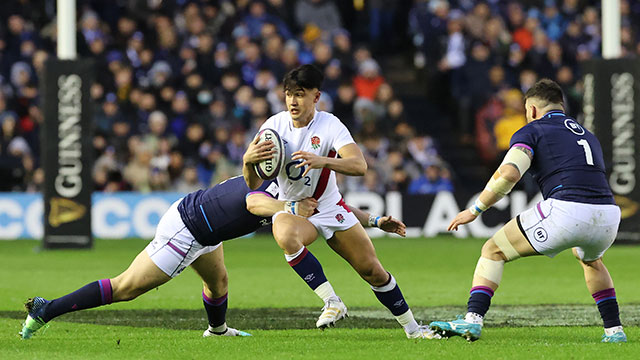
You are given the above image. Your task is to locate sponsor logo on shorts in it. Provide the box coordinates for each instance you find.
[335,213,345,223]
[304,273,315,282]
[533,227,548,242]
[311,135,321,150]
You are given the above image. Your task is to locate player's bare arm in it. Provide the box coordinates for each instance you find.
[448,146,533,231]
[292,143,367,178]
[242,135,275,189]
[348,205,406,237]
[246,194,318,218]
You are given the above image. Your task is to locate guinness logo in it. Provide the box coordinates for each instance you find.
[49,197,87,227]
[614,195,639,219]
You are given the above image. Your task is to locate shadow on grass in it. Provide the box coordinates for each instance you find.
[2,305,639,330]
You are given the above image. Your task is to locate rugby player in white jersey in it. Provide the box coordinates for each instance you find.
[242,64,437,339]
[429,79,626,342]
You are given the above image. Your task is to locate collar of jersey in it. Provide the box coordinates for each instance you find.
[289,109,318,131]
[543,110,566,118]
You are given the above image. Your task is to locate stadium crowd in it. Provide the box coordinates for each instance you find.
[0,0,639,195]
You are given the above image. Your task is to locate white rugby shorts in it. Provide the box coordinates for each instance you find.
[517,198,621,261]
[145,199,220,277]
[273,198,360,240]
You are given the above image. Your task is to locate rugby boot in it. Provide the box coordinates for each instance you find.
[20,297,50,339]
[203,326,252,337]
[316,297,348,328]
[429,315,482,341]
[602,329,627,343]
[406,324,442,339]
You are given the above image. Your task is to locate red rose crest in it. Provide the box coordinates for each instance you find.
[311,136,321,150]
[335,213,345,223]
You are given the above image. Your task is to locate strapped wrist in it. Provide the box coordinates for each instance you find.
[284,201,298,215]
[368,214,381,227]
[469,199,488,216]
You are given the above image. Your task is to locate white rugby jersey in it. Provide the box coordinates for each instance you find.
[259,110,355,208]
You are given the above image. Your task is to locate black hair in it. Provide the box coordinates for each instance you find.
[283,64,324,91]
[524,78,564,104]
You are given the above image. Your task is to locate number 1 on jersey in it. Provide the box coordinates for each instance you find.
[577,139,594,165]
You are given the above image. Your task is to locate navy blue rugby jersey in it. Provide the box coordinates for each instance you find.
[177,176,278,246]
[509,110,614,205]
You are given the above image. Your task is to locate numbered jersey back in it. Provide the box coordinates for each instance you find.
[509,110,614,204]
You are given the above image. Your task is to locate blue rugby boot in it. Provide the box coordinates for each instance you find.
[20,297,50,339]
[429,315,482,341]
[602,328,627,343]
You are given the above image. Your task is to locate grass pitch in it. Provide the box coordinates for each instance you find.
[1,235,639,359]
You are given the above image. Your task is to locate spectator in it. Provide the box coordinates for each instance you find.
[408,164,454,195]
[295,0,342,33]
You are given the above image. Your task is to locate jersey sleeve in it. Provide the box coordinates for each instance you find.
[247,180,279,199]
[509,124,538,155]
[330,116,356,151]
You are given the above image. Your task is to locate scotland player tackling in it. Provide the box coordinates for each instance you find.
[243,64,437,339]
[429,79,626,343]
[20,176,403,339]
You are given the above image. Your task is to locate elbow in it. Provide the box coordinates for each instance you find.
[499,165,521,183]
[245,195,259,215]
[355,160,367,176]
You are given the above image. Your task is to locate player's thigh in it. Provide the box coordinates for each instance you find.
[190,244,226,289]
[272,212,318,248]
[572,205,620,262]
[327,223,385,278]
[485,217,539,261]
[111,250,171,299]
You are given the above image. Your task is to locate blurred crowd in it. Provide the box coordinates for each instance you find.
[410,0,640,165]
[0,0,452,195]
[1,0,639,196]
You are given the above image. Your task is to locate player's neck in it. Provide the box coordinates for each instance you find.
[292,111,315,128]
[534,105,564,120]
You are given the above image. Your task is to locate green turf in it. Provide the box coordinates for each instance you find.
[1,236,638,359]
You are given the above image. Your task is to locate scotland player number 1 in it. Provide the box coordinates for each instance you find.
[577,139,594,166]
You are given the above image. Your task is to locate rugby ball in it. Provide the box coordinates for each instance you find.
[254,128,285,180]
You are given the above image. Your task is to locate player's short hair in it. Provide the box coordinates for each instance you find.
[524,78,564,105]
[283,64,324,91]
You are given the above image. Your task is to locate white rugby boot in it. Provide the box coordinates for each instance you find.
[316,297,348,328]
[203,326,252,337]
[406,324,442,339]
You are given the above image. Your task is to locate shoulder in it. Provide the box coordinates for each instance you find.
[265,111,289,125]
[316,111,346,127]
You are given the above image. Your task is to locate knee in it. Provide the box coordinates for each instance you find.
[273,219,303,253]
[481,239,508,262]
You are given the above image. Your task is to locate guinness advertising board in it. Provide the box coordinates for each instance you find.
[582,59,640,242]
[41,59,94,248]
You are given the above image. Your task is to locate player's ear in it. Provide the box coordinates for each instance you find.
[531,105,537,119]
[314,90,321,103]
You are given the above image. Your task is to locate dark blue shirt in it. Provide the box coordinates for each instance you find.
[509,110,614,205]
[177,176,278,246]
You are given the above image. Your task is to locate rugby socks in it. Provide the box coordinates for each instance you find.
[371,273,418,333]
[592,288,622,329]
[40,279,113,322]
[465,286,495,324]
[202,291,228,333]
[286,247,335,301]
